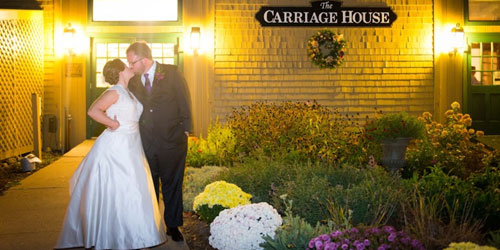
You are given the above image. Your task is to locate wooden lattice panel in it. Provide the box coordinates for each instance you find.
[0,10,43,160]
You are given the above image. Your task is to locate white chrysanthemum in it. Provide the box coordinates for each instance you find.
[209,202,282,250]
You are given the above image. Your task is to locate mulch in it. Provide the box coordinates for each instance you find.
[182,212,215,250]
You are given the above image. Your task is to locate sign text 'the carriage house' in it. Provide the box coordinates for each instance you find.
[255,1,398,27]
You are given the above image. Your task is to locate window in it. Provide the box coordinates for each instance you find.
[470,42,500,85]
[91,0,178,22]
[95,42,175,87]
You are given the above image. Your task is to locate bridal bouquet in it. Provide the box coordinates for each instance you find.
[209,202,283,250]
[193,181,252,222]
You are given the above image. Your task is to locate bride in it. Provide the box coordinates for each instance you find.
[55,59,166,249]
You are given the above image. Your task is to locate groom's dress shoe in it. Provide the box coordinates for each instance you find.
[167,227,184,242]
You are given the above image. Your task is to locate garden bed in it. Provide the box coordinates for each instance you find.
[0,151,62,195]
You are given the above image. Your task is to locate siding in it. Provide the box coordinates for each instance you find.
[213,0,434,120]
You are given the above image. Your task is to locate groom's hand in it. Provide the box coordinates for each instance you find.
[184,131,189,137]
[108,115,120,130]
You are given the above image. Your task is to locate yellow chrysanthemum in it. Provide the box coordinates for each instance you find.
[445,110,454,117]
[450,101,461,110]
[476,131,485,137]
[193,181,252,211]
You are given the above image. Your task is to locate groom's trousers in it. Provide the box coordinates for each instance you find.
[144,142,187,228]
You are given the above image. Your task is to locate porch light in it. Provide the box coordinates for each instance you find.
[451,23,465,54]
[63,23,77,55]
[190,27,201,52]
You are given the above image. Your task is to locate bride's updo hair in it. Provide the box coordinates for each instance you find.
[102,59,126,85]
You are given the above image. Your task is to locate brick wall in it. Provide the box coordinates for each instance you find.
[213,0,434,121]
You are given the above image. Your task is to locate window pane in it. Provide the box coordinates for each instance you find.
[471,43,481,56]
[468,0,500,21]
[494,42,500,56]
[93,0,178,21]
[482,71,493,85]
[494,71,500,85]
[96,59,107,73]
[96,43,107,57]
[119,43,129,57]
[96,73,111,88]
[471,67,481,85]
[482,57,493,71]
[164,58,175,65]
[151,43,163,57]
[163,44,175,57]
[107,43,118,57]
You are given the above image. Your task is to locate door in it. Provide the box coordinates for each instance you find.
[465,34,500,135]
[87,34,181,138]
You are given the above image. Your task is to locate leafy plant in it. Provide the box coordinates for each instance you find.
[406,102,489,178]
[227,101,367,165]
[487,230,500,248]
[402,186,484,250]
[364,111,425,142]
[261,196,334,250]
[186,120,235,167]
[183,166,227,212]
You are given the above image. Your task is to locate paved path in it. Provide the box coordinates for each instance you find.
[0,140,189,250]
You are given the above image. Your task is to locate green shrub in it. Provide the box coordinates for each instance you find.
[224,159,409,226]
[221,157,291,203]
[182,166,227,212]
[406,102,489,178]
[194,204,227,223]
[487,230,500,248]
[274,168,335,224]
[403,188,484,250]
[326,166,411,226]
[261,198,334,250]
[418,165,500,231]
[227,101,366,165]
[186,120,235,167]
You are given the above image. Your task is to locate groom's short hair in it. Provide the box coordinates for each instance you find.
[127,41,153,60]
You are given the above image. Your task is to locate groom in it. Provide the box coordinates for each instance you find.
[126,41,192,242]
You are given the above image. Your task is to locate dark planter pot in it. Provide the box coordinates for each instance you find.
[380,137,411,173]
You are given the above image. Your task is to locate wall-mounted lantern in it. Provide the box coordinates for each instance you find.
[451,23,465,54]
[63,23,77,55]
[190,27,201,55]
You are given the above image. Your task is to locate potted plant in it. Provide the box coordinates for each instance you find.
[364,112,425,173]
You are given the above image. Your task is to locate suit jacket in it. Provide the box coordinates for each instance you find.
[129,62,192,150]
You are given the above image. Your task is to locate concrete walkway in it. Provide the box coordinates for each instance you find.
[0,140,189,250]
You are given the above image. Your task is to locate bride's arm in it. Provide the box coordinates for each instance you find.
[88,90,120,130]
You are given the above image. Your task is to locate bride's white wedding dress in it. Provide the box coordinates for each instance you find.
[56,84,166,250]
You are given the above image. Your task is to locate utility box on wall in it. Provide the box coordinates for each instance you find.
[0,9,44,160]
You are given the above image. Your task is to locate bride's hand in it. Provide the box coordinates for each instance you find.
[108,115,120,130]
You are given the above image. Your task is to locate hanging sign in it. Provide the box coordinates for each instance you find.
[255,0,397,27]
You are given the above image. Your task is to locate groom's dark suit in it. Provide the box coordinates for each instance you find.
[129,62,192,227]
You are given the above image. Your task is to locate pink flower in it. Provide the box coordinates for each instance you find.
[155,72,165,80]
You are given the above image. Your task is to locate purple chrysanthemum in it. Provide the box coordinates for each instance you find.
[363,239,370,246]
[315,240,324,250]
[388,232,397,242]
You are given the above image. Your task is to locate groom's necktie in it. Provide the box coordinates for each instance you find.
[144,73,152,94]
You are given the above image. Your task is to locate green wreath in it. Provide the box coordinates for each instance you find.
[307,30,347,69]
